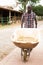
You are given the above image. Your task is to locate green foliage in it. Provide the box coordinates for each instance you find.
[18,0,40,12]
[32,5,43,16]
[18,0,39,3]
[31,0,39,3]
[18,0,29,2]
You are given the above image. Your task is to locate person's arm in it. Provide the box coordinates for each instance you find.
[21,14,24,28]
[34,13,37,28]
[35,17,37,28]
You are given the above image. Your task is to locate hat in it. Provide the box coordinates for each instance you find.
[26,5,31,8]
[26,1,31,7]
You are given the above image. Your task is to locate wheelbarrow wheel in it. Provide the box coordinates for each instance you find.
[21,48,31,61]
[23,50,27,61]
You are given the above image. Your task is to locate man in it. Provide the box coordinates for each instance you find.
[21,5,37,28]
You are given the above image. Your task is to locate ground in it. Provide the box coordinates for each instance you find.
[0,21,43,65]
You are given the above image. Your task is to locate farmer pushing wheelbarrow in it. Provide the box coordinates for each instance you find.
[12,5,38,62]
[19,5,38,61]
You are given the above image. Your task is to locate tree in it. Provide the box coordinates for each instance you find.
[32,5,43,16]
[18,0,40,12]
[32,5,43,20]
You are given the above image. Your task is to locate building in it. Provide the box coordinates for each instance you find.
[0,6,22,24]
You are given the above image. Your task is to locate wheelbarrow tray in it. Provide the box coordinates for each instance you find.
[12,29,39,49]
[13,41,39,49]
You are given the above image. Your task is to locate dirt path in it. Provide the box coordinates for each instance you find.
[0,21,43,64]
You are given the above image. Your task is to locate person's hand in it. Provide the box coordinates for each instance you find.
[35,25,37,28]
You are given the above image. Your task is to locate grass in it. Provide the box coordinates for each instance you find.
[0,22,20,29]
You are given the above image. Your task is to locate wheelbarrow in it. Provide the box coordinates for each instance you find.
[11,28,39,61]
[12,36,39,61]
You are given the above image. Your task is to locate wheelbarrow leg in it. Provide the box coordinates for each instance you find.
[30,48,32,52]
[27,48,32,56]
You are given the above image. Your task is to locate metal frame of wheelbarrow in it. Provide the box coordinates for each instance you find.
[13,42,39,62]
[21,48,32,61]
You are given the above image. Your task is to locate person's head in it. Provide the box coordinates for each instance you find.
[27,5,32,13]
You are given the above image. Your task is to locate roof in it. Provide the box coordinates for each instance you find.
[0,6,22,14]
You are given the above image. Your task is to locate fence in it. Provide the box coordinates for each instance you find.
[0,17,9,24]
[0,16,21,25]
[37,16,43,21]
